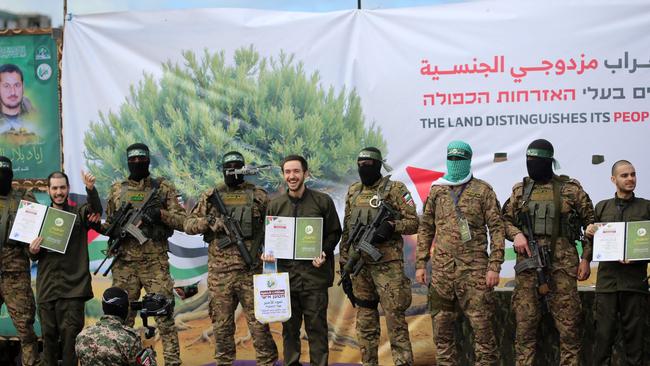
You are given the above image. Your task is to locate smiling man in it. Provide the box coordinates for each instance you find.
[585,160,650,365]
[29,170,102,366]
[262,154,342,366]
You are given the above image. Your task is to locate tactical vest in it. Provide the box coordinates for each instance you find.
[218,186,254,239]
[0,189,23,245]
[349,176,394,227]
[521,176,582,245]
[119,179,173,241]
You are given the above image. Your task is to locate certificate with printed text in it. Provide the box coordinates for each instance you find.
[264,216,323,260]
[9,200,47,244]
[39,207,76,254]
[294,217,323,260]
[592,222,625,262]
[264,216,295,259]
[625,221,650,261]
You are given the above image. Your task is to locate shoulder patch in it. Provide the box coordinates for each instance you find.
[402,191,415,207]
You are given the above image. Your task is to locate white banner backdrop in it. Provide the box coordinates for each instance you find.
[61,1,650,363]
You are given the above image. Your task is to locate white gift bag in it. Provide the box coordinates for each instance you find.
[254,272,292,323]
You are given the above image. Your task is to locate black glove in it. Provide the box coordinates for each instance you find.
[371,221,395,244]
[141,207,161,225]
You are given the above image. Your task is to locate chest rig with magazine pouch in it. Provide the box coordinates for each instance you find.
[204,186,255,245]
[120,179,172,241]
[0,190,23,250]
[349,176,400,228]
[520,176,583,249]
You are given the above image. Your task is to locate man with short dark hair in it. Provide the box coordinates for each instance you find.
[262,154,342,366]
[585,160,649,365]
[75,287,158,366]
[29,170,102,366]
[102,143,186,365]
[0,155,40,366]
[0,63,35,132]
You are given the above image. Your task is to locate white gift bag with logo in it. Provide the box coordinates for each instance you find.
[254,272,292,323]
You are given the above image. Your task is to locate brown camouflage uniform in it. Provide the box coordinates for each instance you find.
[0,189,39,366]
[75,314,157,366]
[502,175,594,366]
[340,176,418,366]
[184,182,278,366]
[416,178,505,366]
[103,176,186,366]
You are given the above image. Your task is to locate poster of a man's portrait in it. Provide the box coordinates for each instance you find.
[0,32,61,179]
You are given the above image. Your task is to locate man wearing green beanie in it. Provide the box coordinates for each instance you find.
[416,141,505,365]
[339,147,419,366]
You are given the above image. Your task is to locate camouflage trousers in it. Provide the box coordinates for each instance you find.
[352,260,413,366]
[512,268,582,366]
[112,257,181,366]
[428,268,498,366]
[38,298,85,366]
[207,270,278,366]
[0,271,39,366]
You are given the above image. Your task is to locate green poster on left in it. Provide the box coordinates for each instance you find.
[0,33,61,178]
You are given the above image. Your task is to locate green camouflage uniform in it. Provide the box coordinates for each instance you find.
[340,176,418,366]
[75,314,157,366]
[502,175,594,366]
[0,189,39,366]
[184,182,278,366]
[416,177,504,366]
[103,176,186,365]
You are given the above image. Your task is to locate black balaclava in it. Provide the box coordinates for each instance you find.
[526,139,555,182]
[102,286,130,322]
[222,151,246,187]
[0,156,13,195]
[357,147,383,187]
[126,143,150,181]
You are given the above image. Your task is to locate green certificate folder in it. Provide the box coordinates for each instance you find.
[39,208,77,254]
[294,217,323,260]
[625,221,650,261]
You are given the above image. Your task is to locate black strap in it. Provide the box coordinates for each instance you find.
[448,183,468,220]
[550,177,562,250]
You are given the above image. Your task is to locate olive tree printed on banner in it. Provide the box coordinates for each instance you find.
[83,46,386,198]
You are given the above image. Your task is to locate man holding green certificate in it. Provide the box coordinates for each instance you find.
[585,160,650,365]
[0,156,40,366]
[29,170,102,366]
[262,154,342,366]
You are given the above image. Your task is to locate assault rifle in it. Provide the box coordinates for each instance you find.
[338,200,398,305]
[225,165,272,178]
[94,188,160,276]
[513,208,551,299]
[208,190,254,268]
